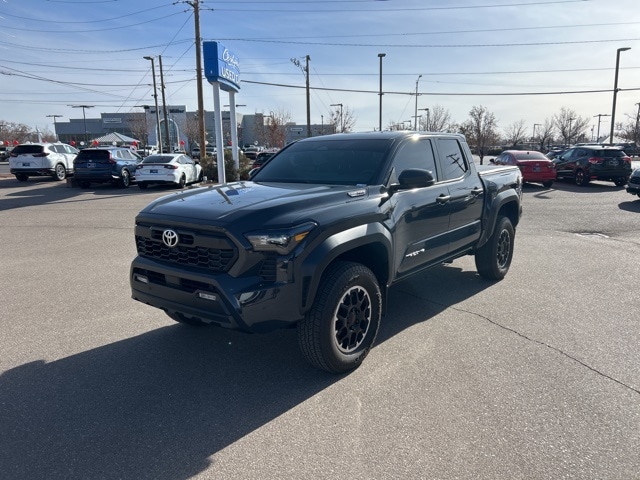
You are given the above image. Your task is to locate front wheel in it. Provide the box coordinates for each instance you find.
[53,164,67,181]
[475,216,515,281]
[614,177,627,187]
[298,261,382,374]
[542,180,553,188]
[15,174,28,182]
[575,169,589,186]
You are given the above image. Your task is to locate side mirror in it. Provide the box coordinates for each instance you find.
[391,169,435,191]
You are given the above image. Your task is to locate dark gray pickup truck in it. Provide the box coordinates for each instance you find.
[130,131,523,373]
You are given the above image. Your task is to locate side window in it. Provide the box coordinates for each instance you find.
[50,145,64,154]
[437,138,468,180]
[392,138,437,182]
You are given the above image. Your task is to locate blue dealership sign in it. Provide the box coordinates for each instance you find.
[203,41,240,92]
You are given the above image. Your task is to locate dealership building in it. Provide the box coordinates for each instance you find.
[53,105,334,150]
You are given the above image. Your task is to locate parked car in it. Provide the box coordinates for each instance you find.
[252,151,275,170]
[135,153,203,189]
[616,142,640,158]
[73,147,142,188]
[191,147,200,160]
[494,150,556,188]
[552,145,632,186]
[626,167,640,198]
[243,146,261,160]
[546,149,565,160]
[0,146,11,161]
[9,142,79,181]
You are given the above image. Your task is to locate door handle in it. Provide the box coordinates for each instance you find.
[436,194,450,204]
[471,187,483,196]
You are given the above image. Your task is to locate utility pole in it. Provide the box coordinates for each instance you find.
[291,56,312,138]
[419,108,429,131]
[182,0,207,159]
[635,103,640,145]
[414,75,422,131]
[46,114,63,141]
[159,55,171,152]
[593,113,610,142]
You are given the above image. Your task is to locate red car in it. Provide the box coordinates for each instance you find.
[493,150,556,188]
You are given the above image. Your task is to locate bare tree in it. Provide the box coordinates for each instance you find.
[265,108,291,148]
[418,104,452,132]
[0,121,32,144]
[536,118,555,151]
[553,107,589,146]
[181,115,200,150]
[504,119,527,148]
[464,105,499,164]
[329,105,356,133]
[128,113,149,146]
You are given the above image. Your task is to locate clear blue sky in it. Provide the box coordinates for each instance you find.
[1,0,639,137]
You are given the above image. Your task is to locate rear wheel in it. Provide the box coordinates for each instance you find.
[78,180,91,188]
[542,180,553,188]
[15,174,28,182]
[614,177,627,187]
[53,164,67,181]
[475,216,515,281]
[118,169,131,188]
[138,182,148,190]
[298,261,382,373]
[177,175,186,188]
[575,169,589,186]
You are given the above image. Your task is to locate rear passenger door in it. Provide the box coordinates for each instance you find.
[388,137,452,278]
[434,138,484,255]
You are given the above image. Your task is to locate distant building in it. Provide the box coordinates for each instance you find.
[54,106,332,151]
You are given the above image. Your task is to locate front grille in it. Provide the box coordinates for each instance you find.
[135,224,238,273]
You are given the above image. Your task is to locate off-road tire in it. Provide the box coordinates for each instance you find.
[475,216,515,281]
[298,261,382,374]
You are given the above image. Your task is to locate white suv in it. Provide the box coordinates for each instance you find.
[9,142,79,181]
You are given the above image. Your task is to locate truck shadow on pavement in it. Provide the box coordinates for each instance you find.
[0,264,491,480]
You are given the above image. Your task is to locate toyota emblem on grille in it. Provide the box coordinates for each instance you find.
[162,229,179,248]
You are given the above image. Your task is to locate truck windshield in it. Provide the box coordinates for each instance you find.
[251,138,392,185]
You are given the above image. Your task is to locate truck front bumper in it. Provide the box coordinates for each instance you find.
[130,256,303,333]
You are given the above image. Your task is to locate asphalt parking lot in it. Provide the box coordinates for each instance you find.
[1,171,639,480]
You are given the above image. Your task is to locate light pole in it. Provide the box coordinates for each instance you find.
[321,114,324,135]
[158,55,171,152]
[143,55,163,153]
[46,114,63,141]
[378,53,386,131]
[330,103,343,133]
[419,108,430,131]
[610,47,631,144]
[69,105,94,144]
[635,103,640,145]
[593,113,610,142]
[414,74,422,131]
[568,117,575,145]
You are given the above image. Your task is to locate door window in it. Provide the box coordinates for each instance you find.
[437,138,469,180]
[391,138,437,182]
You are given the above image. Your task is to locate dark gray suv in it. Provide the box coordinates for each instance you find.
[73,147,142,188]
[552,145,631,186]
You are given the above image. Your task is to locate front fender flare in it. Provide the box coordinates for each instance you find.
[299,223,392,313]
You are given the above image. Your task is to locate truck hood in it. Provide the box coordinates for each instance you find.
[139,181,370,227]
